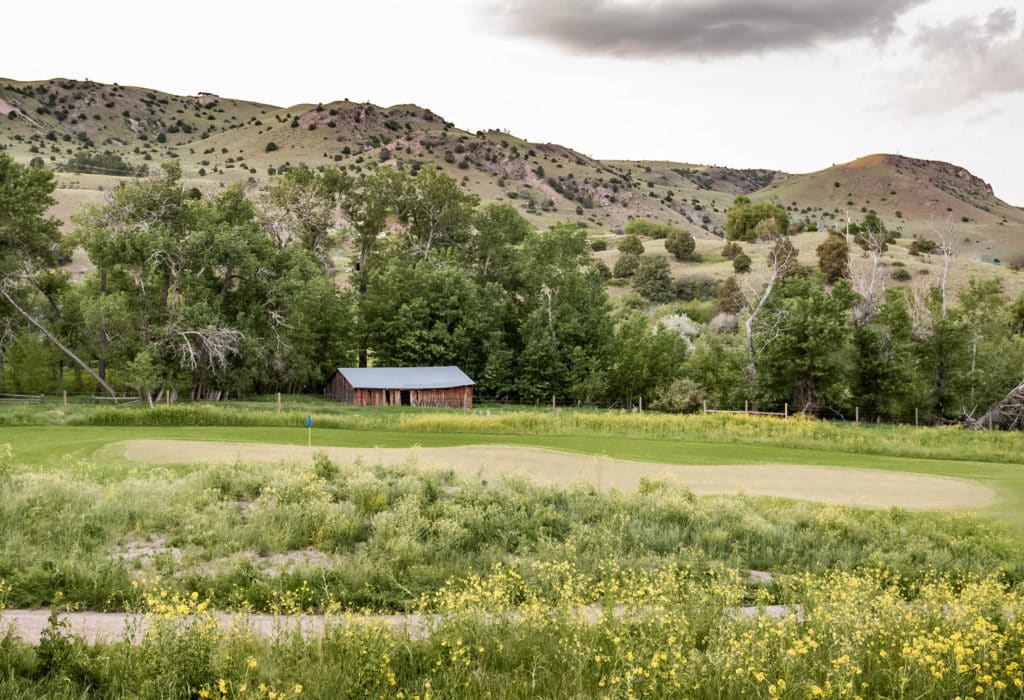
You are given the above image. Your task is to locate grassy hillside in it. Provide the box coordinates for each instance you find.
[2,78,1022,285]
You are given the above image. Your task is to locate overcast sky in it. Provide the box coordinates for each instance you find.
[7,0,1023,203]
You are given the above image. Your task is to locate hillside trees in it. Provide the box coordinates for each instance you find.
[725,196,789,241]
[664,228,696,261]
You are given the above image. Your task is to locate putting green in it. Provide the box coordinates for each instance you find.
[117,439,995,510]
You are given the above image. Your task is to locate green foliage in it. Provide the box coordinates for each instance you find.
[617,234,644,256]
[664,228,696,261]
[613,252,640,278]
[815,233,849,283]
[725,196,789,241]
[64,150,143,176]
[632,255,674,303]
[264,141,278,152]
[716,276,743,314]
[674,276,719,302]
[624,218,676,239]
[732,252,752,273]
[652,377,704,413]
[721,241,743,260]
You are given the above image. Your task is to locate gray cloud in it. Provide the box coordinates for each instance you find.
[900,8,1024,108]
[486,0,927,58]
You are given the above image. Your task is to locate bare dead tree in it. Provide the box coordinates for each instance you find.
[933,213,962,321]
[173,327,244,373]
[848,228,887,324]
[740,235,798,382]
[966,376,1024,431]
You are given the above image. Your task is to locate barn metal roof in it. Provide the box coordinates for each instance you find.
[336,366,475,390]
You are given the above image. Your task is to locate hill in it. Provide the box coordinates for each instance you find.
[1,77,1021,268]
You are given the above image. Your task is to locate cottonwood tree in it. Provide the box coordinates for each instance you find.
[0,152,118,396]
[739,234,799,384]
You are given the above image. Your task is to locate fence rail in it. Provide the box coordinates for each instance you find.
[0,393,46,404]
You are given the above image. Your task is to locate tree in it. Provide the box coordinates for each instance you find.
[717,276,743,314]
[613,253,640,278]
[400,168,479,259]
[632,255,674,303]
[617,234,644,256]
[0,152,118,397]
[754,272,857,413]
[516,223,614,403]
[606,312,688,406]
[816,233,849,284]
[725,196,789,241]
[721,241,743,259]
[664,228,696,261]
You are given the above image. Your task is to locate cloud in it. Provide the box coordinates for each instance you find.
[485,0,927,59]
[898,8,1024,109]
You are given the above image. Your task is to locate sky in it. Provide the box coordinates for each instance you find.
[6,0,1024,203]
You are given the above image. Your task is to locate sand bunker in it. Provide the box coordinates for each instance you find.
[116,440,994,510]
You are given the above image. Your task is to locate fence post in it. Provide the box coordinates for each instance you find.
[552,394,556,411]
[784,402,788,419]
[62,390,68,413]
[855,406,859,426]
[639,396,643,413]
[744,400,749,415]
[703,400,707,415]
[915,407,919,428]
[276,392,281,414]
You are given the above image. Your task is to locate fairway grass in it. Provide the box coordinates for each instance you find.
[1,423,1022,524]
[118,439,996,510]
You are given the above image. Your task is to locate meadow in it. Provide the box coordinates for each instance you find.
[2,400,1024,697]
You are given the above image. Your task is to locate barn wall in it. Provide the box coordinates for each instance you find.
[327,373,355,403]
[345,385,473,408]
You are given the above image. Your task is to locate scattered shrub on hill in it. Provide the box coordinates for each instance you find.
[625,218,676,239]
[674,276,719,302]
[721,241,743,260]
[908,239,937,255]
[633,255,674,303]
[665,228,696,261]
[64,150,144,176]
[816,233,850,283]
[618,234,644,255]
[732,252,752,273]
[613,252,640,278]
[716,276,744,314]
[265,142,278,152]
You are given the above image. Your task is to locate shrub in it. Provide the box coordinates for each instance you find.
[716,276,744,314]
[665,229,696,261]
[721,241,743,260]
[732,253,752,273]
[613,253,640,278]
[908,239,937,255]
[618,234,644,256]
[633,255,674,303]
[892,267,912,281]
[652,377,705,413]
[674,276,719,302]
[625,218,676,239]
[265,142,278,152]
[816,233,849,283]
[590,239,607,252]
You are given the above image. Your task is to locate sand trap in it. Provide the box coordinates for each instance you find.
[115,440,993,510]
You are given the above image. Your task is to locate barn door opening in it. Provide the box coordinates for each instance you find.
[384,390,391,405]
[400,390,411,406]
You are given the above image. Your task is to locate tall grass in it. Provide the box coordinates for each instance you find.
[1,454,1021,612]
[67,403,1024,464]
[3,565,1024,698]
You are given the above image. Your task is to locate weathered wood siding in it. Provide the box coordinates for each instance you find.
[327,372,472,408]
[326,373,355,403]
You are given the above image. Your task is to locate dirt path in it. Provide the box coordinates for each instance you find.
[116,440,994,510]
[1,604,797,645]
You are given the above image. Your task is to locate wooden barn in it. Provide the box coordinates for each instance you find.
[327,366,474,408]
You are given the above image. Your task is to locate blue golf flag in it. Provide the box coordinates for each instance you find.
[306,415,312,428]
